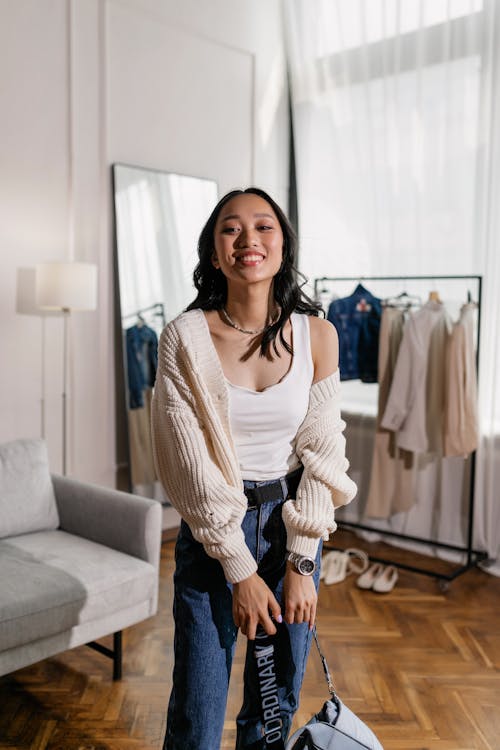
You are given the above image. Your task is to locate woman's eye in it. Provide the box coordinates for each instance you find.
[222,226,239,234]
[258,225,273,231]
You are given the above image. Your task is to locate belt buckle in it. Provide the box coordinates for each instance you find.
[245,486,260,510]
[246,477,289,509]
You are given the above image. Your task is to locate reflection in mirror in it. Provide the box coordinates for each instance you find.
[112,164,218,525]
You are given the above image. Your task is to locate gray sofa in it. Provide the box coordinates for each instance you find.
[0,438,162,680]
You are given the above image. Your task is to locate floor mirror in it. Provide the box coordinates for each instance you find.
[112,163,218,531]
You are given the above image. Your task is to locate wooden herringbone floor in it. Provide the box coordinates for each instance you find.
[1,531,500,750]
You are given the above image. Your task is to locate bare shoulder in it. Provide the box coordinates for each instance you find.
[307,316,339,383]
[308,316,339,354]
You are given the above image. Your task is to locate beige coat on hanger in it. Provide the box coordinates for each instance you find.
[365,307,415,519]
[444,303,479,457]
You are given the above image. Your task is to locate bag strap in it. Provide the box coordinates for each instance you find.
[312,626,339,702]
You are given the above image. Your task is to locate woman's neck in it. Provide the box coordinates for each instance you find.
[224,285,277,331]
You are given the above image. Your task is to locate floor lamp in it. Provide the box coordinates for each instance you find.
[16,267,57,439]
[36,262,98,475]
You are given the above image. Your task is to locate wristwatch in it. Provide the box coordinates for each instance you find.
[286,552,316,576]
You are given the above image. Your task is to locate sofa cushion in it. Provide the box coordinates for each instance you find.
[0,530,157,651]
[0,439,59,539]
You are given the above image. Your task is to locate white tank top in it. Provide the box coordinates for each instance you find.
[227,313,314,480]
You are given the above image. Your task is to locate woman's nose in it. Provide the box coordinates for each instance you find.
[236,228,258,247]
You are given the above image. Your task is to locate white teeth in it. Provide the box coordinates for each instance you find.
[238,255,263,262]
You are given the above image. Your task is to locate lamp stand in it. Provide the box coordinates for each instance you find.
[35,262,98,475]
[41,316,46,439]
[62,308,70,476]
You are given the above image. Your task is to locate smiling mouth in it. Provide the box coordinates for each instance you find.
[236,254,265,265]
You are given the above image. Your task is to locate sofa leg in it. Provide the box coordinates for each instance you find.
[86,630,123,680]
[113,631,122,681]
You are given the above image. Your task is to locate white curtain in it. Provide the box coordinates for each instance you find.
[285,0,500,573]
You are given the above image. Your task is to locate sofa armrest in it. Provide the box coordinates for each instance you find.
[51,474,162,570]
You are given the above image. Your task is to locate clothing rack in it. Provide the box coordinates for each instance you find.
[122,302,166,329]
[315,274,487,588]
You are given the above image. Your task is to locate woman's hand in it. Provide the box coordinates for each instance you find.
[283,562,318,630]
[232,573,282,640]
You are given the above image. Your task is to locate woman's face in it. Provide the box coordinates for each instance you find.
[212,193,284,288]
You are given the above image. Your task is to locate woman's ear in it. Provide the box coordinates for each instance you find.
[211,251,220,269]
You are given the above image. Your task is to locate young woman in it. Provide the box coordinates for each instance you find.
[151,187,357,749]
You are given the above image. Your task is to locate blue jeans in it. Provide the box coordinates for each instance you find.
[163,472,322,750]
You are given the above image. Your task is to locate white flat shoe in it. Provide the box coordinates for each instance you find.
[372,565,398,593]
[324,551,349,585]
[319,551,337,581]
[356,562,385,590]
[321,548,370,585]
[344,548,369,576]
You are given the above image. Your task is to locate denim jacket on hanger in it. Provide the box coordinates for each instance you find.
[126,324,158,409]
[327,283,382,382]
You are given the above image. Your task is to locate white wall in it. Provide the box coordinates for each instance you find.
[0,0,289,485]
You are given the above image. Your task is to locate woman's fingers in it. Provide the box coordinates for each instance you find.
[283,565,318,626]
[286,605,311,624]
[257,587,283,636]
[269,593,283,625]
[309,598,317,631]
[236,607,277,640]
[284,594,313,623]
[233,570,319,638]
[232,573,281,640]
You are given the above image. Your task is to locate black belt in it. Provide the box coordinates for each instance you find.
[244,467,303,510]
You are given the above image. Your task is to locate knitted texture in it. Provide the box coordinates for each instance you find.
[282,374,358,558]
[151,309,357,582]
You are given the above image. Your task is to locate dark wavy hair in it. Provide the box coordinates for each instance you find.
[186,187,322,356]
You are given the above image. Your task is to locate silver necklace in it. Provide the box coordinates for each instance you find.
[221,306,278,335]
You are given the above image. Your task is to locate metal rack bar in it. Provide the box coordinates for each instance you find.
[318,274,487,585]
[314,274,483,286]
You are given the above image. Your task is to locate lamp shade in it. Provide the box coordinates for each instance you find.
[36,262,98,311]
[16,267,41,315]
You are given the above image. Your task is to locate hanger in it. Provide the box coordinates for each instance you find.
[463,289,478,309]
[428,290,442,303]
[383,290,421,309]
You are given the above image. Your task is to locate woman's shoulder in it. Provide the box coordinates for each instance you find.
[158,309,206,355]
[307,315,338,342]
[162,308,203,336]
[306,316,339,382]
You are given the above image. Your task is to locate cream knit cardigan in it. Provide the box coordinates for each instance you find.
[151,309,357,583]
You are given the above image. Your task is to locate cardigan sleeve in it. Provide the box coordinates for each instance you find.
[281,372,357,559]
[151,326,257,584]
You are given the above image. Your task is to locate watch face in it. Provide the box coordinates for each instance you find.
[298,558,315,575]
